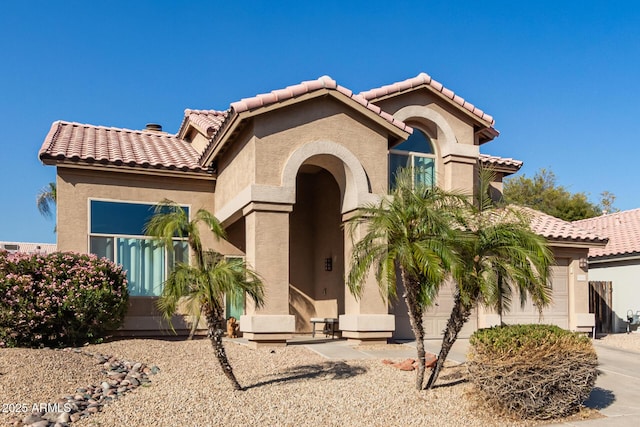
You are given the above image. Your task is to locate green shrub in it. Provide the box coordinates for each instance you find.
[0,250,129,348]
[468,324,598,420]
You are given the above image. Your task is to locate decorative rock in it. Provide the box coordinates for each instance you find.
[22,414,44,424]
[57,411,71,423]
[19,349,157,427]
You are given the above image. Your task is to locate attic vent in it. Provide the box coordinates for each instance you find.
[145,123,163,132]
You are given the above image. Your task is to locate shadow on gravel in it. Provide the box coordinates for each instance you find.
[243,361,367,390]
[430,367,469,389]
[583,387,616,410]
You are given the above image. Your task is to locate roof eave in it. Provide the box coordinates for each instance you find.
[545,238,609,249]
[589,251,640,263]
[41,158,216,180]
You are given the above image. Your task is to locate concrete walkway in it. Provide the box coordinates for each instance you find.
[297,337,640,426]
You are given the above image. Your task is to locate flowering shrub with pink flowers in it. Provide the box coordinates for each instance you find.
[0,250,128,348]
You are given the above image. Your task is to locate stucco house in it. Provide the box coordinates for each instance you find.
[38,73,605,347]
[575,209,640,333]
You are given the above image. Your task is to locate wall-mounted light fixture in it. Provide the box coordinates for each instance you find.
[324,257,333,272]
[579,258,588,269]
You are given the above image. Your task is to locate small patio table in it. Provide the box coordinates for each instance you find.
[310,317,339,338]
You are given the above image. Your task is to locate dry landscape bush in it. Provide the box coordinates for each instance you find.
[467,324,598,420]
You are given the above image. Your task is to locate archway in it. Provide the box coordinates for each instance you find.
[289,165,344,332]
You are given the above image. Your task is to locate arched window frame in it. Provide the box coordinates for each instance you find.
[388,128,436,190]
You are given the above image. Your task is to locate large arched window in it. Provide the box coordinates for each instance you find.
[389,129,435,190]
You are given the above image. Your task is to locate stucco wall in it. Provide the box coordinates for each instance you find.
[589,260,640,332]
[373,90,477,148]
[214,125,256,212]
[252,97,390,195]
[56,168,223,253]
[56,167,236,333]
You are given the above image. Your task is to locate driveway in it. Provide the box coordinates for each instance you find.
[551,341,640,426]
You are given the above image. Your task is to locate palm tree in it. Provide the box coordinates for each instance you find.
[424,169,554,389]
[346,169,463,390]
[145,199,264,391]
[36,182,57,218]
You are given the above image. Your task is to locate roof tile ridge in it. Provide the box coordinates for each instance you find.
[58,121,181,138]
[185,108,228,115]
[360,72,495,126]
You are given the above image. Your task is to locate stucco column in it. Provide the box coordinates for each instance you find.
[240,202,295,348]
[339,212,395,344]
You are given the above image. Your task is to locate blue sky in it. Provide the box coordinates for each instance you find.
[1,1,639,244]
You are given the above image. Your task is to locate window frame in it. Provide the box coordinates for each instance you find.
[87,198,191,297]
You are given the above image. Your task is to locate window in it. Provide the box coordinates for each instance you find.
[89,200,189,297]
[225,256,246,319]
[389,129,435,190]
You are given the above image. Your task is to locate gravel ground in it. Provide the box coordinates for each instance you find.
[1,335,618,427]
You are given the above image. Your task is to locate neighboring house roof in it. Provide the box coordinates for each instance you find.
[359,73,498,140]
[574,209,640,259]
[520,207,608,246]
[1,241,57,254]
[479,154,523,174]
[39,121,210,175]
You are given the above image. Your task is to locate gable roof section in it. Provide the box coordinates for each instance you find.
[177,109,229,139]
[39,121,209,175]
[574,209,640,259]
[521,207,608,246]
[198,76,413,165]
[359,73,498,142]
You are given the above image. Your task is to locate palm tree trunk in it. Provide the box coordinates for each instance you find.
[399,265,426,390]
[425,292,470,390]
[204,305,243,391]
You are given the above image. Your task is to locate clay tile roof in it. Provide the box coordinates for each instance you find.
[479,154,523,170]
[359,72,495,126]
[229,76,411,133]
[574,209,640,258]
[519,207,607,244]
[184,109,229,137]
[39,121,208,174]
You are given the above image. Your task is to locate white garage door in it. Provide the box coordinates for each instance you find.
[501,258,569,329]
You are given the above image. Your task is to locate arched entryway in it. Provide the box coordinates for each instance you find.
[289,165,344,332]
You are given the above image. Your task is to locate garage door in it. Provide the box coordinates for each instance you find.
[392,279,477,340]
[501,258,569,328]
